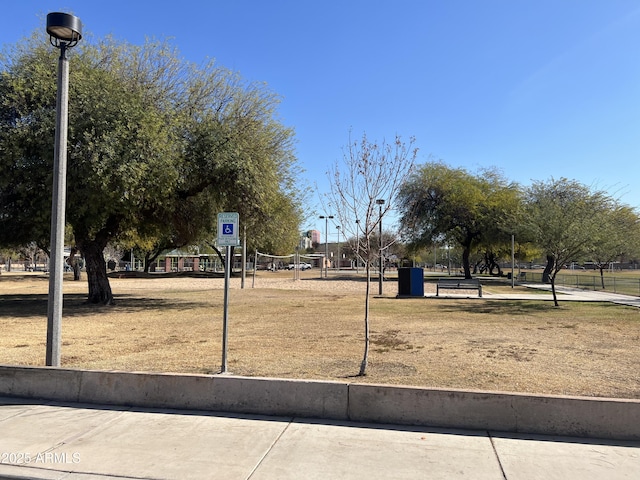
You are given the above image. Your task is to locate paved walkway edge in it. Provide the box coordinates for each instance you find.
[1,365,638,441]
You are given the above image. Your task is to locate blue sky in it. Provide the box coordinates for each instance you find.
[5,1,640,239]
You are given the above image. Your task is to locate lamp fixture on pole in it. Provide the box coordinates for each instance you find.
[45,12,82,367]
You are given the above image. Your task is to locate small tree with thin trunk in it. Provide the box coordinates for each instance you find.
[328,132,417,376]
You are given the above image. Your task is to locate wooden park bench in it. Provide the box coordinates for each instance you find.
[436,278,483,297]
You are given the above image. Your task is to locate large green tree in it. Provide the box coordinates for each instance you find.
[0,33,301,303]
[525,178,611,306]
[398,162,521,279]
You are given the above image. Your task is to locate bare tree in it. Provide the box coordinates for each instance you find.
[328,132,417,376]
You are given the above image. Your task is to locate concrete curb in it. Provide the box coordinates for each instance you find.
[347,383,640,439]
[1,365,638,440]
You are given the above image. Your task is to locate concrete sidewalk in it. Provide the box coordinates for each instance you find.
[429,282,640,308]
[0,398,639,480]
[518,283,640,307]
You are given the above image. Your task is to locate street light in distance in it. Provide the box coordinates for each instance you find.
[336,225,341,271]
[355,219,360,273]
[319,215,334,278]
[376,199,385,295]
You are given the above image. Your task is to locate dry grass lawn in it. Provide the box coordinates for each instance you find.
[1,271,639,399]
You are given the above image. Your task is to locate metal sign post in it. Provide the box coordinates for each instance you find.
[217,213,239,373]
[221,245,231,373]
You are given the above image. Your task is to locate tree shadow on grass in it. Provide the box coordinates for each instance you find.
[0,293,211,318]
[381,297,557,315]
[383,296,560,315]
[430,300,560,316]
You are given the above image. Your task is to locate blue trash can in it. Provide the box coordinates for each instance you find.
[397,268,424,296]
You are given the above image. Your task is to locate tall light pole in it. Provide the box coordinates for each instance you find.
[511,234,515,289]
[319,215,333,278]
[376,199,385,295]
[45,12,82,367]
[355,219,360,274]
[336,225,341,272]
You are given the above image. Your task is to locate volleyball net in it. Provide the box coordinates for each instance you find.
[252,250,325,286]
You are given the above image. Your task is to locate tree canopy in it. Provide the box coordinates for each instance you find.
[525,178,619,305]
[587,204,640,284]
[398,163,640,302]
[398,161,521,278]
[0,32,302,303]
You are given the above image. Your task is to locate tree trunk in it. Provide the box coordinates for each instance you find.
[599,266,606,289]
[359,259,372,376]
[67,247,82,281]
[462,245,472,279]
[73,262,81,281]
[81,240,114,305]
[472,260,480,274]
[550,274,559,307]
[142,245,172,273]
[542,255,554,283]
[210,244,227,272]
[485,252,502,276]
[143,249,166,273]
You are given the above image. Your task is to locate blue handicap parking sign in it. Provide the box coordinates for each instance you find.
[217,212,239,246]
[222,223,234,235]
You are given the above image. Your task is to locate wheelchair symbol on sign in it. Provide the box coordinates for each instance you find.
[222,224,234,235]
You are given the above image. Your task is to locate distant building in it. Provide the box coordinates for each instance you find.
[300,230,320,250]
